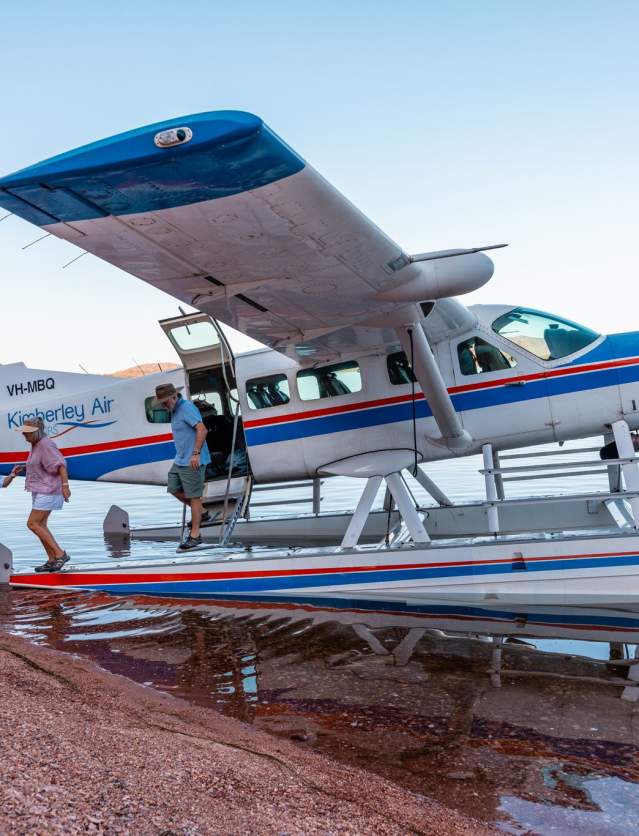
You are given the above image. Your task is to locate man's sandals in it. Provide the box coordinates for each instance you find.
[34,553,70,573]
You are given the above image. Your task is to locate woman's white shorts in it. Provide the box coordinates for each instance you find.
[31,493,64,511]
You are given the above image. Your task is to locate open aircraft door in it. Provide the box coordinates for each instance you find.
[159,312,252,537]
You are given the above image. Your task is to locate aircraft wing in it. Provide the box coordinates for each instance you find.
[0,111,491,362]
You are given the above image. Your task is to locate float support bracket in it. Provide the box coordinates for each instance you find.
[340,471,430,549]
[612,420,639,528]
[482,443,501,534]
[412,466,453,507]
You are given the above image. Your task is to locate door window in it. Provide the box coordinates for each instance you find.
[457,337,517,376]
[168,320,220,352]
[387,351,416,385]
[297,361,362,401]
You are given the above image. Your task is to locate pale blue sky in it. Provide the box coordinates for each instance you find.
[1,1,637,372]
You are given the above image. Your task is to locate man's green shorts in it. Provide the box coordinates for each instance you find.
[167,463,206,499]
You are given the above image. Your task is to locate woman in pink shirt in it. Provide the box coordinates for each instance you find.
[15,418,71,572]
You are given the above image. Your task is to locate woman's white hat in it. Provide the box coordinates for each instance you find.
[15,419,43,435]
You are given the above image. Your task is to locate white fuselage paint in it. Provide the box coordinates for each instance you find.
[1,306,637,486]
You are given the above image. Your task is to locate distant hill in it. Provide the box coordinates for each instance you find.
[110,362,180,378]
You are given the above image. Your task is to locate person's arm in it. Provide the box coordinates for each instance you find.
[2,465,24,489]
[59,464,71,501]
[190,423,209,470]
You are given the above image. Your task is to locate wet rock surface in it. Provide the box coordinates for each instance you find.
[4,588,639,833]
[0,629,493,835]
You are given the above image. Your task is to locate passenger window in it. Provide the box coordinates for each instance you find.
[492,307,599,360]
[297,361,362,401]
[245,374,290,410]
[457,337,517,376]
[145,396,171,424]
[387,351,416,386]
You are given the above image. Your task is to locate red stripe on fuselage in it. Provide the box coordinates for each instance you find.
[0,432,173,464]
[242,355,639,429]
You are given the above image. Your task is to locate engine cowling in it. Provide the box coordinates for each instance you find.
[375,252,494,302]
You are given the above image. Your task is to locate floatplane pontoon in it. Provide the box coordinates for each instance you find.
[3,109,639,600]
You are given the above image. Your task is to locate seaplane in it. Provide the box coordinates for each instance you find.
[2,109,639,602]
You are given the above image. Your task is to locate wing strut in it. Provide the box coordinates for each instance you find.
[396,321,472,451]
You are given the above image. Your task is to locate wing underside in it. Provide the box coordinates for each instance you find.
[0,110,484,362]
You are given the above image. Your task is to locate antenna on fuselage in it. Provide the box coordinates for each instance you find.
[132,357,145,376]
[78,364,90,374]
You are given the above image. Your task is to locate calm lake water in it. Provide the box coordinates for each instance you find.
[2,443,638,833]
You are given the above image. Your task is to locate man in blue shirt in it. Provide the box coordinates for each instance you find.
[153,382,211,550]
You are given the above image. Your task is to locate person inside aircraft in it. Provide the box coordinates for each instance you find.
[193,399,226,480]
[386,351,416,385]
[457,337,516,375]
[193,397,247,479]
[458,340,478,376]
[599,433,639,460]
[474,340,513,372]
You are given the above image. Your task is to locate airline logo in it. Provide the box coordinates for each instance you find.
[6,395,117,436]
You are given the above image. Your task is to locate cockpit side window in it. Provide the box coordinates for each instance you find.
[297,361,362,401]
[457,337,517,376]
[492,307,599,361]
[145,396,171,424]
[245,374,290,410]
[387,351,416,385]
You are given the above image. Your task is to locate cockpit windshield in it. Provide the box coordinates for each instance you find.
[492,307,599,361]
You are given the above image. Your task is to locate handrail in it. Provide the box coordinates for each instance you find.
[251,497,322,508]
[253,480,323,492]
[249,477,324,516]
[480,457,635,476]
[498,446,601,460]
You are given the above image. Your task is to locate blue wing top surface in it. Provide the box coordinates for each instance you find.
[0,111,304,226]
[0,110,427,360]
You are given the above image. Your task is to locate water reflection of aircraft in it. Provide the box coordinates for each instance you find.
[84,593,639,647]
[7,589,637,830]
[5,110,639,598]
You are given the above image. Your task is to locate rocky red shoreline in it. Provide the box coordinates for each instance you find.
[0,630,495,835]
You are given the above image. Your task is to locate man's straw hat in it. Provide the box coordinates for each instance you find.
[152,382,184,407]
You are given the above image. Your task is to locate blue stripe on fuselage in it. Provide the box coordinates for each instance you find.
[0,440,175,481]
[245,340,639,446]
